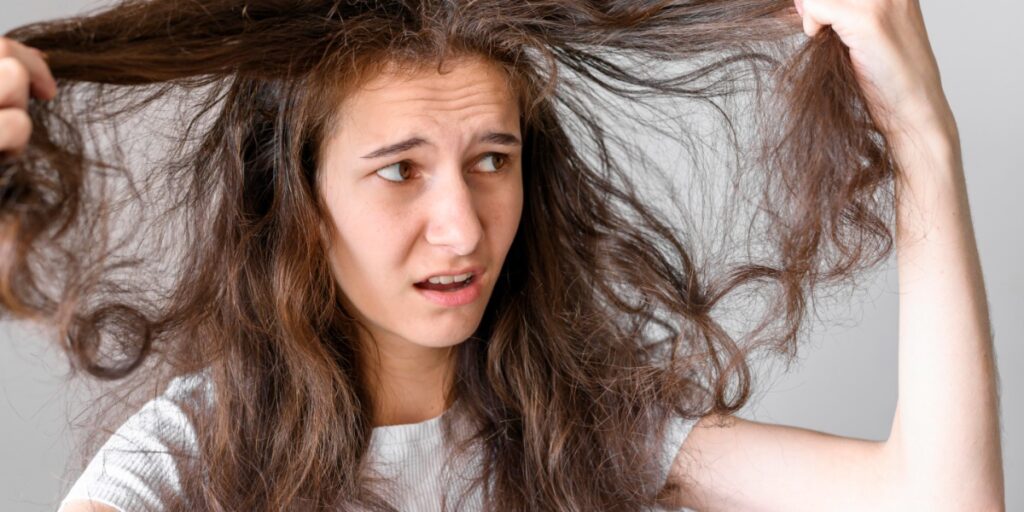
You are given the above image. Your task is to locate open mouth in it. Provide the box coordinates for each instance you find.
[414,274,475,292]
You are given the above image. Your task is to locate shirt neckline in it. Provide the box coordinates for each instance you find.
[369,399,462,446]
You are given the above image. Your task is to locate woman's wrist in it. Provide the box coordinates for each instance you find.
[883,93,960,175]
[886,93,960,159]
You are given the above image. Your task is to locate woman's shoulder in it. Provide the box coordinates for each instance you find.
[125,367,214,448]
[58,368,214,512]
[164,367,215,404]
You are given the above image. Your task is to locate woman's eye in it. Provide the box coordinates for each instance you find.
[375,153,508,183]
[479,152,509,172]
[375,161,413,183]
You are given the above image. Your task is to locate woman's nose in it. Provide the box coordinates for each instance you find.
[423,171,483,256]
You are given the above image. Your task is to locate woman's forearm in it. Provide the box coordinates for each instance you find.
[884,115,1005,510]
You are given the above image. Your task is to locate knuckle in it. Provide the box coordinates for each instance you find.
[0,57,29,84]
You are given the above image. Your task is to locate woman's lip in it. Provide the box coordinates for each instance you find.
[413,274,482,307]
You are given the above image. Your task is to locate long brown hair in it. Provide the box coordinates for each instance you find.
[2,0,898,509]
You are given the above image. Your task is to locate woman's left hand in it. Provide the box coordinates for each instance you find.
[793,0,957,143]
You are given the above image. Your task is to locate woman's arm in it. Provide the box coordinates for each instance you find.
[659,1,1004,509]
[658,111,1003,512]
[884,106,1004,510]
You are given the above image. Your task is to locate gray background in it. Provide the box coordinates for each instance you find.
[2,1,1020,510]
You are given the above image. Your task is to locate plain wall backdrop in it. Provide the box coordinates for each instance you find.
[2,1,1020,510]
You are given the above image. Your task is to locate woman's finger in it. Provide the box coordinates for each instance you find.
[803,14,825,37]
[0,108,33,157]
[795,0,824,37]
[0,37,58,101]
[796,0,861,38]
[0,57,31,111]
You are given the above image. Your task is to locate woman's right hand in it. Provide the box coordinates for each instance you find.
[0,37,58,159]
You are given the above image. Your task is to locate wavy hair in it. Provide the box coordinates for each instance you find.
[1,0,898,510]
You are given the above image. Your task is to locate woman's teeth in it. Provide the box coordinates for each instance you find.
[427,272,472,285]
[417,273,474,291]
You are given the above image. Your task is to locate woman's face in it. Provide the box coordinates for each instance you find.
[318,56,523,353]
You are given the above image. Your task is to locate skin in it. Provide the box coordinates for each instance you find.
[0,39,56,158]
[5,0,1003,507]
[31,50,524,512]
[316,55,524,427]
[660,2,1002,510]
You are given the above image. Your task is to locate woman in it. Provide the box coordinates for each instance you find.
[0,0,1003,510]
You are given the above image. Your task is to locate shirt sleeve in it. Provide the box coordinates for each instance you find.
[58,374,205,512]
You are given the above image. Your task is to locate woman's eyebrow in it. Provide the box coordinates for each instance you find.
[361,131,521,160]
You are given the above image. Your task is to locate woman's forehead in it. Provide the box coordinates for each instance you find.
[332,57,520,136]
[345,57,517,112]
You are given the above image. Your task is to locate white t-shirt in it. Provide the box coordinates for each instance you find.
[58,370,697,511]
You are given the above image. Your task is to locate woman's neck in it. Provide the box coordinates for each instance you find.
[359,333,458,427]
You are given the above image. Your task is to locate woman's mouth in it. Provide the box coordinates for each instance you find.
[413,273,481,307]
[414,274,474,292]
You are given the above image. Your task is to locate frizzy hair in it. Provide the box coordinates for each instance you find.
[1,0,898,510]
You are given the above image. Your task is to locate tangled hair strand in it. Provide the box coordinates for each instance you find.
[2,0,899,510]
